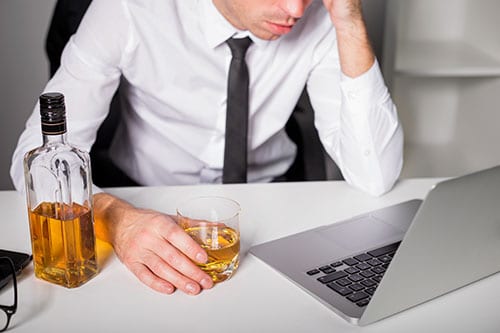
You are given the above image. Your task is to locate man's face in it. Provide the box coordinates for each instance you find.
[213,0,314,40]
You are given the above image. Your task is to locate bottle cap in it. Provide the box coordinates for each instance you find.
[39,92,66,134]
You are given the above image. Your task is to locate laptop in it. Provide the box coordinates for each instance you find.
[249,165,500,325]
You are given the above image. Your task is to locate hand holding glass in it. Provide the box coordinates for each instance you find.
[177,196,240,283]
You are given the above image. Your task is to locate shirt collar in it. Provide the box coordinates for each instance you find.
[200,0,270,49]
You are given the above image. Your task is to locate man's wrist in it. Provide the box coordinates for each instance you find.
[334,16,367,39]
[93,192,133,245]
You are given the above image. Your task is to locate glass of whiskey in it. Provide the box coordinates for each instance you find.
[177,196,240,283]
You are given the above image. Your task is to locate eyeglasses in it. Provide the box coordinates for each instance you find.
[0,257,17,332]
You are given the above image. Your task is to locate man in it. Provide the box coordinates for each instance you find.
[11,0,403,295]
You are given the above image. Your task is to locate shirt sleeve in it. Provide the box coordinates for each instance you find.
[307,35,403,196]
[10,0,133,193]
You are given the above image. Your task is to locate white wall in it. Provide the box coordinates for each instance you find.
[384,0,500,178]
[0,0,57,190]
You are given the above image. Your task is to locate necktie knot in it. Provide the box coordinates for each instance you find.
[227,37,252,60]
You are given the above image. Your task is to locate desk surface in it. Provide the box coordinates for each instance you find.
[2,179,499,332]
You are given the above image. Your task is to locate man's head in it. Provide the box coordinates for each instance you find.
[213,0,314,40]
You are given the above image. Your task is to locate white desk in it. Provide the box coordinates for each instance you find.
[2,179,500,332]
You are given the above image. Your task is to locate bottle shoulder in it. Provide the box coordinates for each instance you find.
[25,142,90,167]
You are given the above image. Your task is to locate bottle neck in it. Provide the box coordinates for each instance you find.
[42,131,67,145]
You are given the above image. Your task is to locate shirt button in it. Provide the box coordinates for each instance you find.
[348,91,358,100]
[364,149,371,156]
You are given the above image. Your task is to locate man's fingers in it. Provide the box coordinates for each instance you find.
[159,217,209,264]
[149,234,214,290]
[140,251,208,295]
[128,262,175,294]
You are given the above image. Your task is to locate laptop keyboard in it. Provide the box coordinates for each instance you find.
[306,242,400,307]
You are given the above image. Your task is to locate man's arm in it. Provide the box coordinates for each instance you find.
[11,0,212,295]
[323,0,375,77]
[308,0,403,196]
[93,193,214,294]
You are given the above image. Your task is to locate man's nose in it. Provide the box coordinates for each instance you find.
[282,0,309,18]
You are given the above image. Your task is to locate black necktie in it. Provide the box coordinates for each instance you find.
[223,37,252,184]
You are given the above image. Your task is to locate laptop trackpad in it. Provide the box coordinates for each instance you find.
[315,215,403,253]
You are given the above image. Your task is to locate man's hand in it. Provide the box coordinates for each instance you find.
[322,0,374,77]
[322,0,364,32]
[93,193,214,295]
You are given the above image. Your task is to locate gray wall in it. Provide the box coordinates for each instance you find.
[0,0,387,190]
[363,0,387,62]
[0,0,57,190]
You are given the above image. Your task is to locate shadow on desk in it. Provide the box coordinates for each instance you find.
[11,265,51,331]
[10,239,114,330]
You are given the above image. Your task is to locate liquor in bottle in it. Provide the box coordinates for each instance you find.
[23,92,98,288]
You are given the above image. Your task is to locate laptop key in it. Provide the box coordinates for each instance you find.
[327,282,353,296]
[360,279,376,287]
[366,258,382,266]
[317,270,348,284]
[378,255,392,263]
[355,262,371,271]
[331,261,343,268]
[306,269,320,276]
[345,267,360,274]
[336,278,352,286]
[349,283,365,292]
[353,253,372,262]
[367,242,400,257]
[360,270,375,278]
[365,287,376,295]
[342,258,359,266]
[347,291,369,303]
[371,266,386,274]
[348,274,364,282]
[356,298,370,307]
[321,267,336,274]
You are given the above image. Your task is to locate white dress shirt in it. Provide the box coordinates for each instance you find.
[11,0,403,196]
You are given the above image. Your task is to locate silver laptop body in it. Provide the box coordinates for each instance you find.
[249,165,500,325]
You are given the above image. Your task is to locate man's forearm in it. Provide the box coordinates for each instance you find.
[93,192,133,245]
[323,0,375,78]
[336,17,375,78]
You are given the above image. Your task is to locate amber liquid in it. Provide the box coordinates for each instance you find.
[29,202,98,288]
[184,225,240,283]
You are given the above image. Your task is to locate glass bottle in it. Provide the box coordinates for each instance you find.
[23,92,98,288]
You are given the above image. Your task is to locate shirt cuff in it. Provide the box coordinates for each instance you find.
[339,59,389,114]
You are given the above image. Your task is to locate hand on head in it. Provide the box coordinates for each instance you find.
[322,0,364,31]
